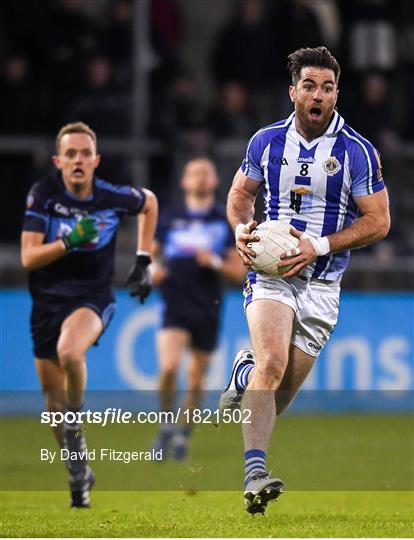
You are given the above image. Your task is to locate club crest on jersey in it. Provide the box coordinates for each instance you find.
[323,156,341,176]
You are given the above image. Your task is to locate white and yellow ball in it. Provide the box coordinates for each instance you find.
[247,220,299,277]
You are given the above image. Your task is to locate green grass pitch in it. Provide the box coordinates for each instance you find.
[2,490,413,537]
[1,415,413,537]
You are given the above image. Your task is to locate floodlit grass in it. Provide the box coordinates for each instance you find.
[1,490,413,537]
[1,415,413,537]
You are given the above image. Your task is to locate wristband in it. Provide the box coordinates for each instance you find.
[61,236,72,251]
[303,233,330,256]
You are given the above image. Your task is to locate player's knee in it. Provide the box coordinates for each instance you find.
[58,345,85,369]
[254,356,286,386]
[160,363,178,381]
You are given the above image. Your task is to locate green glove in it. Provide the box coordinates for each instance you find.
[62,217,98,250]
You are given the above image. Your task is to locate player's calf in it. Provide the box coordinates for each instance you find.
[150,420,175,460]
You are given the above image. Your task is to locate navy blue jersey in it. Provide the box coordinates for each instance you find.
[23,171,145,298]
[156,203,234,317]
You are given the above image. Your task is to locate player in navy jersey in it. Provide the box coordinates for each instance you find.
[150,157,245,459]
[21,122,158,507]
[220,47,390,514]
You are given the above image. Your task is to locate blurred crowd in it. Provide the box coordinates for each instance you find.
[1,0,413,259]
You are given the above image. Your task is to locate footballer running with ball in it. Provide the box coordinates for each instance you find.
[21,122,158,507]
[221,46,390,514]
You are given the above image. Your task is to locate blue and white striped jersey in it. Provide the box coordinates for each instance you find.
[241,110,385,280]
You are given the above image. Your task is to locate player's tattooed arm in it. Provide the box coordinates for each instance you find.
[227,169,262,267]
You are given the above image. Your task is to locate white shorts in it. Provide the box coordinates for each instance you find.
[243,273,340,357]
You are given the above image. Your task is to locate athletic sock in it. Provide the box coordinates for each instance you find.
[235,362,254,392]
[178,424,191,438]
[171,424,190,461]
[244,449,267,487]
[159,417,175,436]
[64,404,87,474]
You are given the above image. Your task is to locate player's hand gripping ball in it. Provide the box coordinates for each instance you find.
[247,221,300,277]
[125,254,152,303]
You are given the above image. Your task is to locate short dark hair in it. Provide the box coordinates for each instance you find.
[287,46,341,85]
[55,122,97,153]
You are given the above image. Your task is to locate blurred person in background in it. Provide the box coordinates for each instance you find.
[0,53,37,134]
[150,0,183,105]
[69,54,130,136]
[39,0,101,126]
[341,0,398,74]
[348,72,400,155]
[0,52,39,241]
[105,0,133,89]
[208,81,255,139]
[267,0,325,118]
[20,122,158,507]
[161,69,208,149]
[149,68,208,206]
[269,0,325,65]
[210,0,275,93]
[150,157,245,460]
[68,53,132,183]
[396,0,414,142]
[210,0,277,123]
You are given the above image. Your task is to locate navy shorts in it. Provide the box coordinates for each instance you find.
[161,308,220,353]
[31,291,116,360]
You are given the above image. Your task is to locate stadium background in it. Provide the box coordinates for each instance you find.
[1,0,412,394]
[1,1,413,537]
